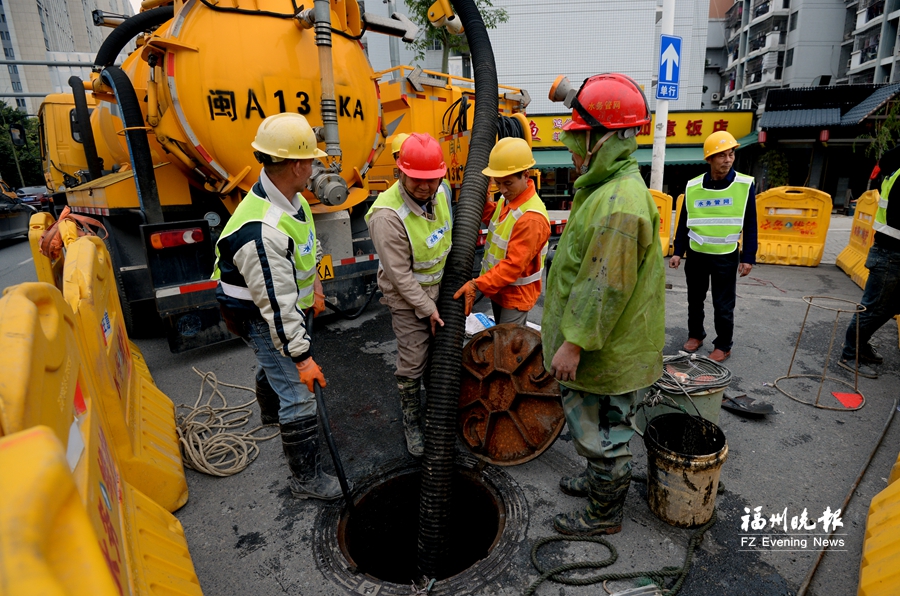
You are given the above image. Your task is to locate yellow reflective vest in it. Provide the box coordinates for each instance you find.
[365,182,452,286]
[874,168,900,240]
[480,193,550,286]
[684,171,753,255]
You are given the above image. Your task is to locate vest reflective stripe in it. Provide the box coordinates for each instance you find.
[874,169,900,239]
[366,182,452,286]
[212,186,318,310]
[684,172,752,255]
[480,193,550,286]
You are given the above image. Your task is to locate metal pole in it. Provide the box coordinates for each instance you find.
[386,0,401,77]
[650,0,675,191]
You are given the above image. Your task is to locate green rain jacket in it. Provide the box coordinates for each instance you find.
[542,130,665,395]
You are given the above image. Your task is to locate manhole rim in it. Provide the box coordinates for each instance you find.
[313,453,529,595]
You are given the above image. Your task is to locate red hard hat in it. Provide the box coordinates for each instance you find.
[563,73,651,131]
[397,133,447,178]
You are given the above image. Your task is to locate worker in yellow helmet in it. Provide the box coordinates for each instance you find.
[391,133,410,161]
[212,113,341,501]
[669,130,758,363]
[453,137,551,325]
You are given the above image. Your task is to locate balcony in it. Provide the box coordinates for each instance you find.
[725,4,744,29]
[752,1,771,19]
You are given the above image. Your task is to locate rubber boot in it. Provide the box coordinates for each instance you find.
[397,376,424,457]
[559,467,589,498]
[255,370,281,426]
[553,469,631,536]
[280,416,342,500]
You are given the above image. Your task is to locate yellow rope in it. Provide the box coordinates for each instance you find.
[176,367,280,477]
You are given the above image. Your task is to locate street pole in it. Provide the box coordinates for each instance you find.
[650,0,676,191]
[385,0,401,78]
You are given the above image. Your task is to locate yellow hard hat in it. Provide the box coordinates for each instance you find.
[391,133,410,156]
[703,131,739,159]
[482,137,536,177]
[251,113,327,161]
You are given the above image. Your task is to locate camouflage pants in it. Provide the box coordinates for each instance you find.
[561,386,643,482]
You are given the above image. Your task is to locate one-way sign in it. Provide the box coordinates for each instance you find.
[656,34,682,101]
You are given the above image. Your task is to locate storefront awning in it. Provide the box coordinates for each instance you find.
[533,133,758,170]
[533,150,574,170]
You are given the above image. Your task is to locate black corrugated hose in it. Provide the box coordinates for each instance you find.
[416,0,498,580]
[99,66,164,224]
[94,6,174,70]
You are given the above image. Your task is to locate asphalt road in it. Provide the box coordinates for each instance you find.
[2,216,899,596]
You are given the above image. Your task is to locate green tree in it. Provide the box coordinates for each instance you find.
[855,100,900,188]
[403,0,508,74]
[0,102,44,189]
[758,149,789,189]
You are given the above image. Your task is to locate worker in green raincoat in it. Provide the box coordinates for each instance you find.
[543,73,665,536]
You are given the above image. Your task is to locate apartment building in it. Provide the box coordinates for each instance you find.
[0,0,134,113]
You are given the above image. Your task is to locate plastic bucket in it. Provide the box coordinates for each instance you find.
[635,385,726,433]
[644,413,728,528]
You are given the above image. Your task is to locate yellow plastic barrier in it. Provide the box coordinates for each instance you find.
[858,474,900,595]
[0,426,121,596]
[836,191,878,287]
[0,283,82,440]
[755,186,832,267]
[650,190,673,256]
[0,283,204,596]
[890,450,900,486]
[28,211,65,288]
[62,235,188,512]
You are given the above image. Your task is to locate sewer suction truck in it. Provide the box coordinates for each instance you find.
[39,0,532,351]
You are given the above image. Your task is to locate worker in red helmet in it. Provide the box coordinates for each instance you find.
[366,132,452,457]
[543,73,665,536]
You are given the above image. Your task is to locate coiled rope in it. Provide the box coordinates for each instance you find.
[524,514,716,596]
[176,368,280,477]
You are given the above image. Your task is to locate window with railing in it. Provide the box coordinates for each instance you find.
[750,35,767,51]
[867,0,885,21]
[855,31,880,63]
[753,1,771,18]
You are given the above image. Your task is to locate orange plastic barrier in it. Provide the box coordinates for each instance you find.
[28,211,65,288]
[0,426,121,596]
[755,186,832,267]
[836,191,878,287]
[650,190,673,256]
[0,283,203,596]
[62,235,188,512]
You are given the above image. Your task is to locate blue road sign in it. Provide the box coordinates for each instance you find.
[657,34,682,101]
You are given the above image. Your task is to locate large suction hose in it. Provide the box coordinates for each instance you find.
[100,66,164,224]
[416,0,498,579]
[94,6,175,70]
[68,76,103,181]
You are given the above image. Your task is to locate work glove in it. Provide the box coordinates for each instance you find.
[453,280,478,316]
[296,357,327,392]
[313,277,326,317]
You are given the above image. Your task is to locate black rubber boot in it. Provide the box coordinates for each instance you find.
[280,416,342,500]
[255,370,281,426]
[553,470,631,536]
[397,376,424,457]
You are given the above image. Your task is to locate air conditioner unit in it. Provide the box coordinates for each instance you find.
[711,92,722,101]
[741,98,753,109]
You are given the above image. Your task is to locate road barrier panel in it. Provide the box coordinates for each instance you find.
[836,190,878,288]
[0,283,203,595]
[650,189,673,256]
[859,473,900,596]
[0,426,122,596]
[62,235,189,512]
[29,211,65,288]
[755,186,832,267]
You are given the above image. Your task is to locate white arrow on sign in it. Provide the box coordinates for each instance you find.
[661,43,679,82]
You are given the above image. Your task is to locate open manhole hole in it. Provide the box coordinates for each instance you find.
[314,455,528,595]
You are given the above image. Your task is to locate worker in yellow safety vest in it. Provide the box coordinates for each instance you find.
[669,130,758,363]
[212,113,341,501]
[453,137,551,325]
[838,146,900,379]
[365,132,452,457]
